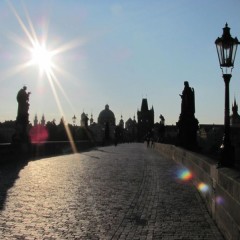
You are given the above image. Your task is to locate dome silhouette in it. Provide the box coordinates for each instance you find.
[98,104,116,125]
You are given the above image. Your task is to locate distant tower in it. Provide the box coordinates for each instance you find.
[41,114,46,126]
[119,115,124,128]
[81,112,89,127]
[90,113,94,125]
[125,115,138,142]
[137,98,154,141]
[133,115,137,124]
[230,98,240,127]
[34,114,38,126]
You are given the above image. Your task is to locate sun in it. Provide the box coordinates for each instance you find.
[6,2,86,153]
[30,42,53,75]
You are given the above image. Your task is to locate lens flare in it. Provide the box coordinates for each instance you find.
[177,169,193,181]
[197,182,209,193]
[216,196,225,205]
[29,125,49,144]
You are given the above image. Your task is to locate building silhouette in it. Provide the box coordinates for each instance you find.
[80,112,89,127]
[125,116,137,142]
[40,115,46,126]
[33,114,38,126]
[230,98,240,127]
[119,115,124,129]
[34,114,46,126]
[98,104,116,126]
[88,104,116,143]
[137,98,154,141]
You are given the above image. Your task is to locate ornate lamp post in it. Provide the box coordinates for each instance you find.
[215,23,239,167]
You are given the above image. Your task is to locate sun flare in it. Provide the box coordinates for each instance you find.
[6,1,85,153]
[30,42,53,75]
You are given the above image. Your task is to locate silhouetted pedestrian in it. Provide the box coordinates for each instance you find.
[147,137,150,147]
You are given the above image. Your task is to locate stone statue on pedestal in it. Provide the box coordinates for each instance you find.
[158,114,165,143]
[12,86,31,152]
[177,81,198,150]
[16,86,30,126]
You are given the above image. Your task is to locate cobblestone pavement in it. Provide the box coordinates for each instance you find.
[0,143,224,240]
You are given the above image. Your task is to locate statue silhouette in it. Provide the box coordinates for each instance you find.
[12,86,31,152]
[16,86,31,125]
[158,114,165,143]
[177,82,198,150]
[180,81,195,116]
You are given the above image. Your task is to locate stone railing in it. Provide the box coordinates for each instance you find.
[0,141,95,163]
[154,143,240,240]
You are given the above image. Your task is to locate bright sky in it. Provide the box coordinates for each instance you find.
[0,0,240,126]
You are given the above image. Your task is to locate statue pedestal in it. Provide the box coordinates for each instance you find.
[12,122,30,154]
[177,114,199,150]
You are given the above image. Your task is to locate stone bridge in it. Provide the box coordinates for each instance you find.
[0,143,230,239]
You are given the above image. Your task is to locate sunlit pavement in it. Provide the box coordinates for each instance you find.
[0,143,224,240]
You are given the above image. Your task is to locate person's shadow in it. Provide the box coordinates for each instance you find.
[0,155,28,210]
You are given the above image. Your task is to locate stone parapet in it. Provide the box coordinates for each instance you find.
[154,143,240,240]
[0,141,95,163]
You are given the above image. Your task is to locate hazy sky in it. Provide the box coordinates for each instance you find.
[0,0,240,125]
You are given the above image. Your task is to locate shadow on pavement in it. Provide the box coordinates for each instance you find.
[0,141,98,209]
[0,141,108,210]
[0,156,29,210]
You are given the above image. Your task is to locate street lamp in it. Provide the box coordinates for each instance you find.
[215,23,239,167]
